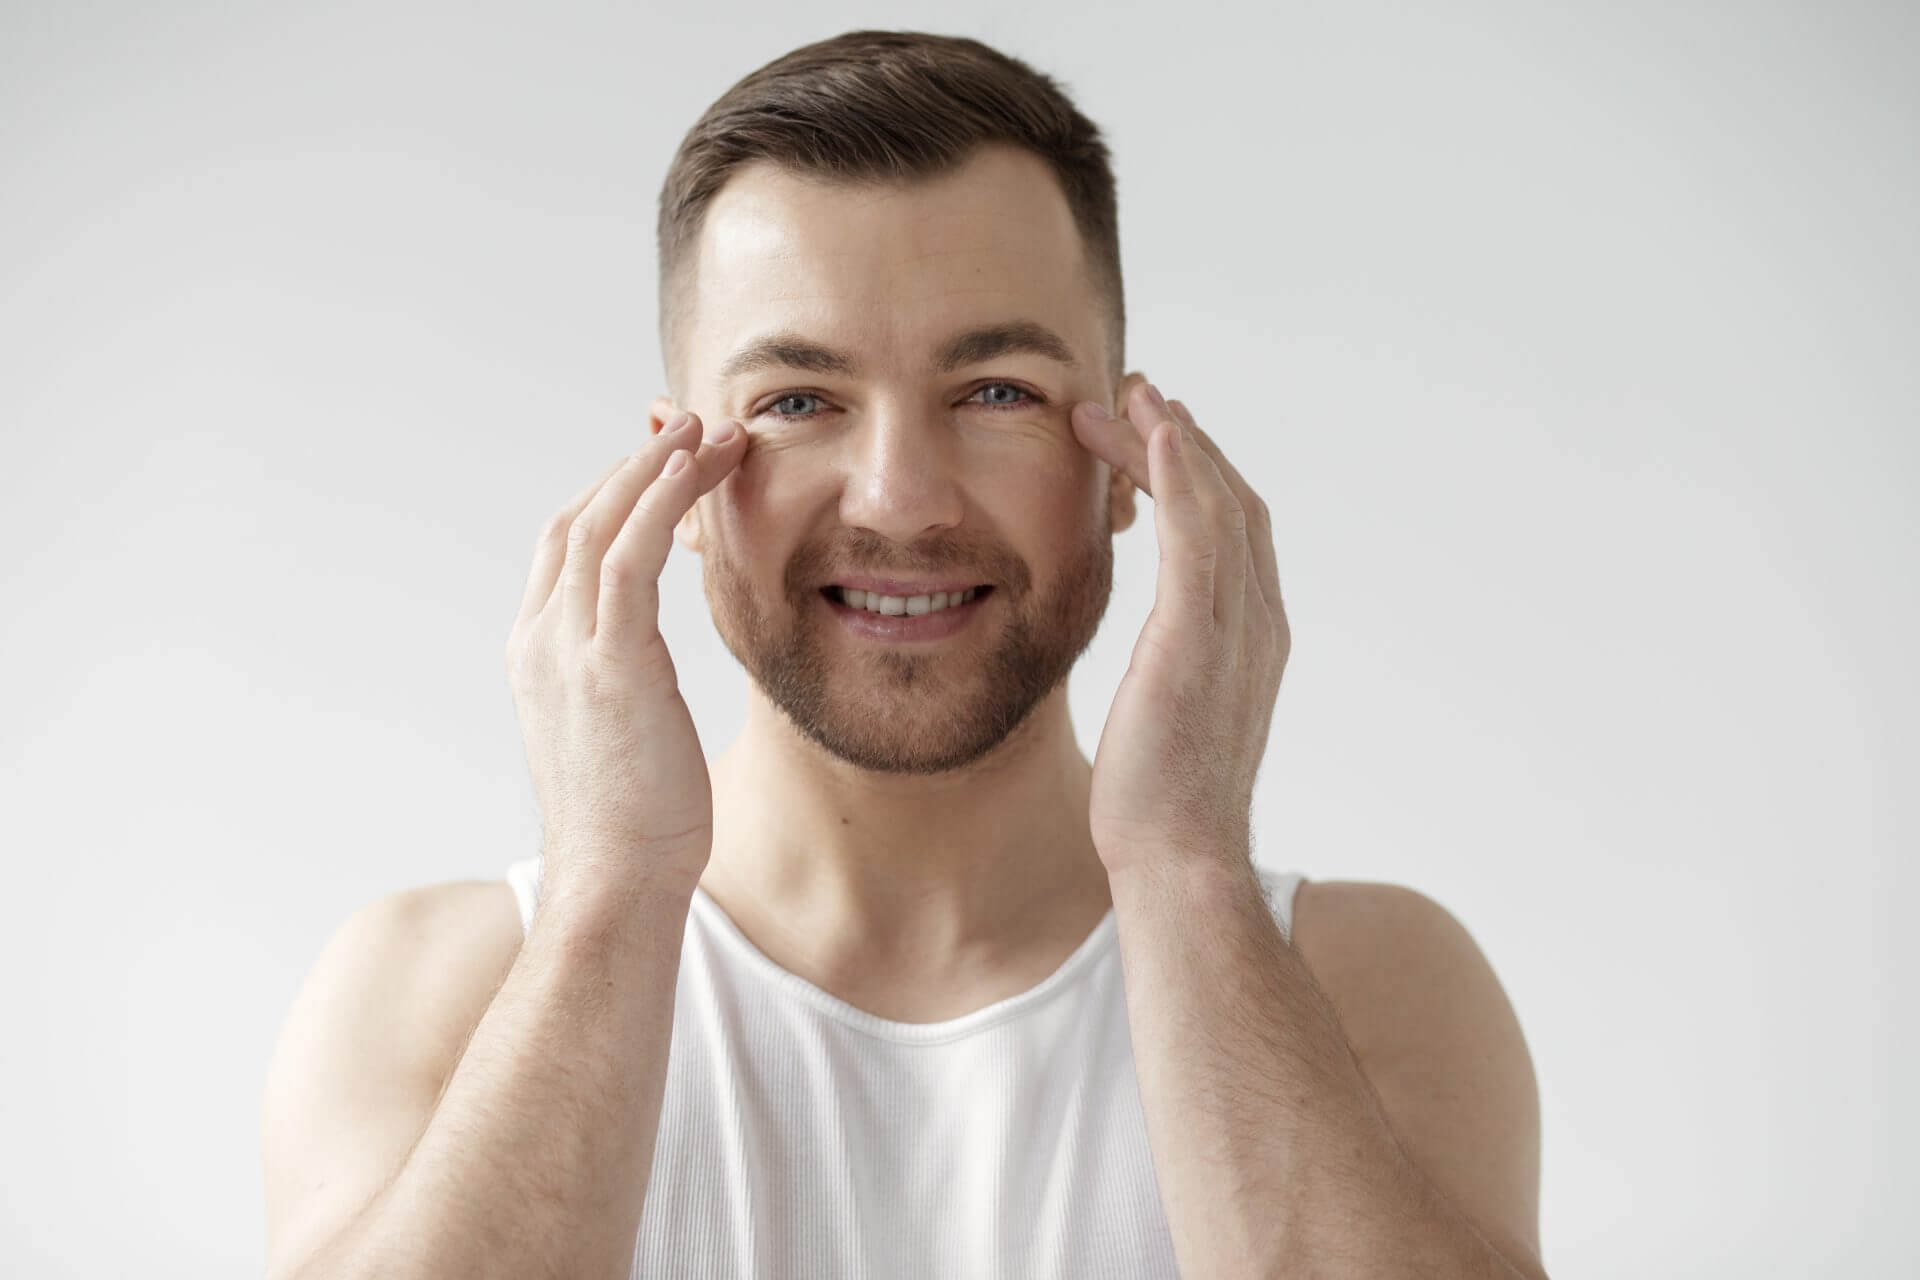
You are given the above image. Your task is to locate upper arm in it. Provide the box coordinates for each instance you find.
[259,881,525,1280]
[1291,880,1545,1279]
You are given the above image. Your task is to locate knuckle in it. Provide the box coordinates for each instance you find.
[599,555,635,591]
[566,516,598,549]
[591,629,672,686]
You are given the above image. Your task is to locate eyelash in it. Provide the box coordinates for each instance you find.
[756,382,1046,422]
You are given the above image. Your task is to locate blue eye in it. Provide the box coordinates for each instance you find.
[759,382,1045,421]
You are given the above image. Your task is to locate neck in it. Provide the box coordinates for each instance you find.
[698,684,1113,994]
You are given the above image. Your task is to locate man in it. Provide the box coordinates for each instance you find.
[261,29,1545,1280]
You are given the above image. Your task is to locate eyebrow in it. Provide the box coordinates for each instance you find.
[716,319,1080,385]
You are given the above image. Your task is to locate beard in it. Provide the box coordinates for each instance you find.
[701,514,1114,776]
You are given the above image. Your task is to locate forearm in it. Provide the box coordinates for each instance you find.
[1109,857,1527,1279]
[296,865,694,1280]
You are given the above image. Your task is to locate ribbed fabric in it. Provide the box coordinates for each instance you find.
[503,855,1306,1279]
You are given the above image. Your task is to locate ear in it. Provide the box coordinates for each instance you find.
[647,393,709,555]
[1105,370,1150,534]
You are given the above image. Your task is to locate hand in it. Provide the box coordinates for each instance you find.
[1070,379,1290,878]
[504,410,749,899]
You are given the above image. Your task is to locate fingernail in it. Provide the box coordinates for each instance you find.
[665,411,692,432]
[1080,400,1112,421]
[1146,382,1171,415]
[711,420,737,442]
[1166,420,1183,455]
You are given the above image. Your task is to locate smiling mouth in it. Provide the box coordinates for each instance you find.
[819,584,993,616]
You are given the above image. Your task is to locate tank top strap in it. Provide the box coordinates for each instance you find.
[504,854,543,938]
[1254,866,1308,942]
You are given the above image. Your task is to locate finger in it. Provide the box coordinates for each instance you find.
[517,452,632,626]
[598,417,748,647]
[1065,369,1161,494]
[1070,400,1153,496]
[1140,386,1244,634]
[1181,427,1248,635]
[683,416,749,500]
[559,412,706,636]
[1167,398,1282,616]
[1124,379,1168,449]
[1113,370,1151,428]
[1147,413,1215,631]
[596,449,687,648]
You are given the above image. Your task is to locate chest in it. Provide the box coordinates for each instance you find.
[631,930,1181,1279]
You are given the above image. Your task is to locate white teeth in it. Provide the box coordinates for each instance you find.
[833,586,981,615]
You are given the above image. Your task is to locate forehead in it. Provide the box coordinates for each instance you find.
[684,144,1099,387]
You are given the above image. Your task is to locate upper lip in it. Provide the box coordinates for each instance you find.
[825,577,989,597]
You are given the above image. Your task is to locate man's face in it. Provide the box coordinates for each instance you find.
[670,143,1136,775]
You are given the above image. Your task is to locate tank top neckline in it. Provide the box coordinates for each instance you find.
[685,881,1122,1046]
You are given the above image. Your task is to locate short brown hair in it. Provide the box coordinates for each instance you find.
[656,29,1124,399]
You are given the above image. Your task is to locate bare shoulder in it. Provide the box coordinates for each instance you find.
[1285,877,1386,981]
[321,879,527,1044]
[368,879,524,1066]
[1288,877,1454,967]
[270,878,528,1079]
[405,877,525,980]
[1286,877,1545,1276]
[394,878,526,972]
[1287,877,1493,1056]
[260,879,527,1279]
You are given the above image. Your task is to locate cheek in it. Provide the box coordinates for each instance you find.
[993,463,1108,550]
[1010,442,1108,518]
[699,445,788,540]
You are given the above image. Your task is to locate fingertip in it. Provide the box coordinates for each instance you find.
[1152,420,1192,494]
[1073,402,1128,453]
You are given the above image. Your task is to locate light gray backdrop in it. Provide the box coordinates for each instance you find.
[2,2,1913,1276]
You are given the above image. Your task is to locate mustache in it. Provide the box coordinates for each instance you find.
[785,535,1030,599]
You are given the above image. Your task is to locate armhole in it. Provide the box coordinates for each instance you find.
[1256,867,1308,943]
[504,855,543,940]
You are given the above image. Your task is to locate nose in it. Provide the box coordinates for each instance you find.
[835,409,965,543]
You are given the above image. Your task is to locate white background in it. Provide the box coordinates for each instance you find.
[2,2,1913,1276]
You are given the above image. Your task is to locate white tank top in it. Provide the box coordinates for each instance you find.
[504,854,1306,1279]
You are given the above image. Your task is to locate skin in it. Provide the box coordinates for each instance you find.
[259,138,1542,1280]
[646,143,1147,1020]
[498,138,1547,1278]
